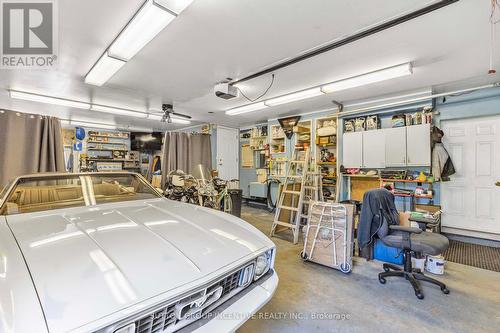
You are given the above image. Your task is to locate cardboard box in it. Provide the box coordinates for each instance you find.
[399,211,411,227]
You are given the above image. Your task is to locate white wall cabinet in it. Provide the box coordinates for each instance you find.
[406,124,431,166]
[362,130,385,168]
[342,132,363,168]
[342,124,430,168]
[385,127,407,167]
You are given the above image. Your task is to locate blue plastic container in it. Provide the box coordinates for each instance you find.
[373,239,404,265]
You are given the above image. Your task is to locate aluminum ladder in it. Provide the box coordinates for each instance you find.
[270,148,311,244]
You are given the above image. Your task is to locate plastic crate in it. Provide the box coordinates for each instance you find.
[374,239,404,265]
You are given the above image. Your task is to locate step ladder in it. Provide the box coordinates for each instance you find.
[300,168,321,222]
[270,148,312,244]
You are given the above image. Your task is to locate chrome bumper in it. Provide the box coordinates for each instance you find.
[180,269,279,333]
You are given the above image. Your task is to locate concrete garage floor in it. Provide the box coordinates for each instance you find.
[237,206,500,333]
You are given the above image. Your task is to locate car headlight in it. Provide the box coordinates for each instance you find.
[254,249,273,280]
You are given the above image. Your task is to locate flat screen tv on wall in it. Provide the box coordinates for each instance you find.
[131,132,163,151]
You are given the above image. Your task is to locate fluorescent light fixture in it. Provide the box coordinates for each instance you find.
[155,0,193,14]
[344,89,431,108]
[70,120,117,130]
[9,90,91,110]
[321,63,412,93]
[264,87,324,106]
[108,0,176,61]
[226,63,413,116]
[127,126,154,132]
[147,113,191,124]
[170,118,191,124]
[85,52,126,86]
[91,105,148,118]
[225,102,267,116]
[147,114,164,121]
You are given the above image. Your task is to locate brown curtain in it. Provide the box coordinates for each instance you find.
[0,110,65,187]
[161,131,212,188]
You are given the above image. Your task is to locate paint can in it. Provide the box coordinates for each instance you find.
[412,257,426,271]
[426,255,445,275]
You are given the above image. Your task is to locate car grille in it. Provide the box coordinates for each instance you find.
[133,265,250,333]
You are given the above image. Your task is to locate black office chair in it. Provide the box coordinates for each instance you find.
[376,211,450,299]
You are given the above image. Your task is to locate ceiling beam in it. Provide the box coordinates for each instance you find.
[230,0,459,86]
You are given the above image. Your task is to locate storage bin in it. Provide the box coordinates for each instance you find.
[373,239,404,265]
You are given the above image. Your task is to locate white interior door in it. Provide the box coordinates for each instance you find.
[216,126,239,180]
[441,116,500,240]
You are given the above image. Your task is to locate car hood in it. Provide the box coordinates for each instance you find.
[7,198,271,333]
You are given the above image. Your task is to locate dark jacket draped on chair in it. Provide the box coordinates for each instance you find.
[358,189,400,258]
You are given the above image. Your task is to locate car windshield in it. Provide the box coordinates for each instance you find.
[0,173,161,215]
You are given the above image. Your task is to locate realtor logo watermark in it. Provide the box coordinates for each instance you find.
[1,0,58,68]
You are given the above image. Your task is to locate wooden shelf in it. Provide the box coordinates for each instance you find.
[89,134,129,139]
[87,140,127,145]
[343,174,379,178]
[393,192,433,199]
[88,148,128,152]
[317,161,336,165]
[293,125,310,134]
[380,178,433,184]
[87,158,129,162]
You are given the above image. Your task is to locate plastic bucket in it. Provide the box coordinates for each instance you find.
[426,255,445,275]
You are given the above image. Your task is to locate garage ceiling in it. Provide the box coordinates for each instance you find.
[0,0,498,129]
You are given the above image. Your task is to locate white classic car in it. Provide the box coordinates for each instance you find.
[0,172,278,333]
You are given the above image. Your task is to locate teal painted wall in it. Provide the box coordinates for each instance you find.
[238,86,500,205]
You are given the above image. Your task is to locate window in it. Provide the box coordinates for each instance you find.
[0,173,161,215]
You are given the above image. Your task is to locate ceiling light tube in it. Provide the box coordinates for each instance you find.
[225,102,268,116]
[147,113,191,124]
[321,63,412,93]
[264,87,324,107]
[91,104,148,118]
[127,126,154,132]
[9,90,91,110]
[85,52,126,86]
[343,89,431,109]
[69,120,117,130]
[155,0,193,14]
[170,118,191,124]
[226,63,413,116]
[108,0,176,61]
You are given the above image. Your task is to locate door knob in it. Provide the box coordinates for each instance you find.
[496,181,500,187]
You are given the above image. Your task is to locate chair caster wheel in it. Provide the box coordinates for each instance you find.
[441,287,450,294]
[340,263,351,274]
[300,251,307,260]
[378,277,386,284]
[415,292,424,300]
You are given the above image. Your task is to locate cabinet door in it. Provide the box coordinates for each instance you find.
[343,132,363,168]
[385,127,407,166]
[406,124,431,166]
[362,130,386,168]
